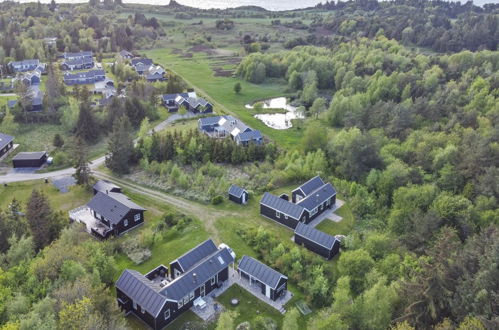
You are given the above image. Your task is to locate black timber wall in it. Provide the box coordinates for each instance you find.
[294,233,333,259]
[260,203,299,229]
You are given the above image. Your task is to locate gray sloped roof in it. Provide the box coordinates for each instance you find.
[228,184,246,198]
[260,192,304,220]
[293,176,325,196]
[10,59,40,67]
[236,130,262,142]
[87,192,145,225]
[93,180,121,194]
[131,58,153,67]
[115,269,167,317]
[64,51,93,59]
[297,183,336,211]
[12,151,46,160]
[162,93,190,102]
[199,116,223,127]
[238,255,286,289]
[0,133,14,150]
[161,248,234,301]
[294,222,337,249]
[172,239,218,272]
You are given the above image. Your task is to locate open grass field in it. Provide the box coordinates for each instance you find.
[143,49,304,149]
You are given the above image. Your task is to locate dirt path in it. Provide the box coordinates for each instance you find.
[94,171,225,241]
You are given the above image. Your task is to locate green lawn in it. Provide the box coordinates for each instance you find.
[143,49,304,149]
[315,202,355,236]
[0,180,92,212]
[112,189,210,276]
[217,285,285,329]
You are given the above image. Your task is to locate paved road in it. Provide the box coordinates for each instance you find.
[0,113,198,184]
[0,156,105,184]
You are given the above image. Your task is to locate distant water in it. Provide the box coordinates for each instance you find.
[10,0,326,11]
[6,0,493,11]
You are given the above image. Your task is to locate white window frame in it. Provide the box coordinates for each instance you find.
[211,276,216,285]
[276,211,280,218]
[134,213,141,222]
[124,219,128,227]
[178,300,183,309]
[183,296,189,305]
[284,214,288,220]
[164,309,170,320]
[133,301,137,310]
[189,291,195,301]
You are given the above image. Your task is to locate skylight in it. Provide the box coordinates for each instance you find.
[217,256,224,265]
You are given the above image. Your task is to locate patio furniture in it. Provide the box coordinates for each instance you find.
[194,297,207,309]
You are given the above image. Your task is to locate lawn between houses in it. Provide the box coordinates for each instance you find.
[143,49,304,149]
[1,171,352,329]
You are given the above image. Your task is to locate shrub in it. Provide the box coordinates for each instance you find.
[211,195,224,205]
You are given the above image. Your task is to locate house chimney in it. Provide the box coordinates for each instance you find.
[316,193,319,203]
[193,273,197,283]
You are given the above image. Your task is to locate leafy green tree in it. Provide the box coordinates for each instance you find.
[283,308,300,330]
[337,249,375,295]
[309,97,326,119]
[6,235,34,267]
[106,115,134,174]
[302,121,328,152]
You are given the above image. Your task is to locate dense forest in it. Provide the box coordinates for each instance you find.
[236,36,499,328]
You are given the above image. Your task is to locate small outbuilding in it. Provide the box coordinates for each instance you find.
[228,184,249,204]
[12,151,47,168]
[294,222,340,259]
[93,180,122,195]
[238,255,288,301]
[0,133,15,159]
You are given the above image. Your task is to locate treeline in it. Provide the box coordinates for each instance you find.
[137,128,277,165]
[0,1,162,65]
[315,0,498,52]
[238,36,499,328]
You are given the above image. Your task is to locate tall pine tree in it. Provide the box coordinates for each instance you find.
[75,102,99,143]
[106,115,134,174]
[73,138,92,186]
[26,190,53,250]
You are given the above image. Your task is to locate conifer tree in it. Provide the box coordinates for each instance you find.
[75,102,99,143]
[26,190,53,250]
[106,115,134,174]
[73,138,92,186]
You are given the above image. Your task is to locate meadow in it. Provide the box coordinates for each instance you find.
[144,49,304,149]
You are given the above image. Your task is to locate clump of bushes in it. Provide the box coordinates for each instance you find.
[211,195,224,205]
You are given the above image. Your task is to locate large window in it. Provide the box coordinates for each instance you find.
[134,213,141,222]
[164,309,170,320]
